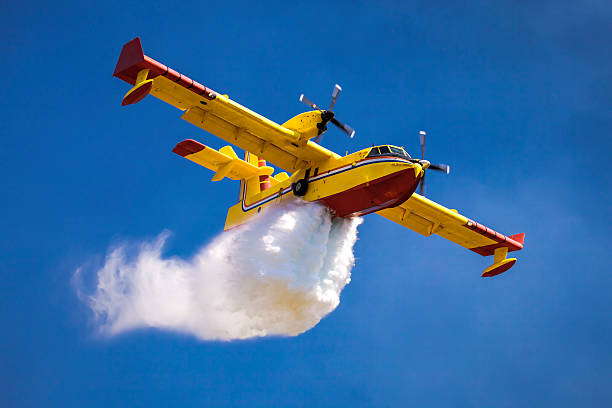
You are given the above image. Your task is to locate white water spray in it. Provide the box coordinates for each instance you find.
[76,200,362,340]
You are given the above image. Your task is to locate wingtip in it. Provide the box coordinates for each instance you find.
[509,232,525,246]
[113,37,145,79]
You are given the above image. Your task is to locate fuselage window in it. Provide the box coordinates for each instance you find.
[379,145,391,155]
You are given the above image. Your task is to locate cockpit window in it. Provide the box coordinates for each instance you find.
[367,145,412,159]
[390,147,404,156]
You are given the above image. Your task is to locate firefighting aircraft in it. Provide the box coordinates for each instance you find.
[113,38,524,277]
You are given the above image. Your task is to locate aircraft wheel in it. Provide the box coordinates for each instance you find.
[292,179,309,196]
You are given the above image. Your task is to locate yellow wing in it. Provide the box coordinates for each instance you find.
[377,193,525,277]
[113,38,339,172]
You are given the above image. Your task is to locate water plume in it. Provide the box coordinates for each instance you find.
[76,200,362,340]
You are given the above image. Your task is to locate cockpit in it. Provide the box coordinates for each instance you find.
[366,145,412,159]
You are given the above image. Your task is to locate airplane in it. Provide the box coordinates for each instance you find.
[113,37,525,278]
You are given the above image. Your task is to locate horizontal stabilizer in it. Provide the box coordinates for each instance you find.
[172,139,273,182]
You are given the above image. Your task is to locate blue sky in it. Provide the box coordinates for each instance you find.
[2,0,611,406]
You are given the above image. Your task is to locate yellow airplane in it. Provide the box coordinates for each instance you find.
[113,38,525,278]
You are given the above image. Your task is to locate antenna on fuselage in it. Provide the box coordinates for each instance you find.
[418,130,450,196]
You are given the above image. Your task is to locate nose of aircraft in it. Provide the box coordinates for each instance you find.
[419,159,430,169]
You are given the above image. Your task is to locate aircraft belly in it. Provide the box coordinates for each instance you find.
[315,163,421,217]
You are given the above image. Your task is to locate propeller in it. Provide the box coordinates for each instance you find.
[299,84,355,143]
[418,130,450,195]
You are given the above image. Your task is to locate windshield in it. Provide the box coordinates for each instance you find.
[390,147,405,156]
[367,145,411,159]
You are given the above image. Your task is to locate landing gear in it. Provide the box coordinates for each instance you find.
[292,179,309,196]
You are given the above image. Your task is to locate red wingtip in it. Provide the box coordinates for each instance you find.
[113,37,145,82]
[172,139,205,157]
[509,233,525,247]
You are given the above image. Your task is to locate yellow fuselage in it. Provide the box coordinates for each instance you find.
[225,148,424,229]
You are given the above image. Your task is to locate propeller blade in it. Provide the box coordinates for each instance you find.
[419,174,426,195]
[329,84,342,111]
[299,85,356,140]
[331,117,355,138]
[416,131,449,196]
[419,130,426,160]
[428,163,450,174]
[299,94,320,110]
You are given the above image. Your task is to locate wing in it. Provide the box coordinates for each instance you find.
[113,38,339,172]
[377,193,525,277]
